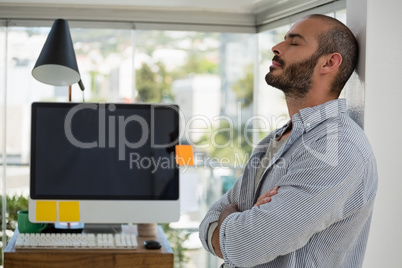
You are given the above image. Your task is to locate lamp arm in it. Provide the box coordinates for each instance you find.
[78,79,85,91]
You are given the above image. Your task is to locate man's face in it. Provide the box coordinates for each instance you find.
[265,52,321,99]
[265,18,323,99]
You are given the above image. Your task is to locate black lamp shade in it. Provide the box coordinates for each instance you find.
[32,19,81,86]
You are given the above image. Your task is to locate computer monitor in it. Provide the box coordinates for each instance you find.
[29,102,180,224]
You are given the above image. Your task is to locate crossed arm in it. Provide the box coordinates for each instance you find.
[211,186,280,258]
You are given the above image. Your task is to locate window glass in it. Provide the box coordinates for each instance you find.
[134,31,220,103]
[0,24,5,159]
[134,30,256,166]
[5,27,46,199]
[133,30,255,267]
[257,25,291,136]
[70,28,134,102]
[4,27,255,187]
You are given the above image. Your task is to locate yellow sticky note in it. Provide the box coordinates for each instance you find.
[59,201,80,222]
[36,201,57,222]
[175,145,194,166]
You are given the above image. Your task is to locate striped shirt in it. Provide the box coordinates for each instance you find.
[199,99,378,268]
[254,138,287,191]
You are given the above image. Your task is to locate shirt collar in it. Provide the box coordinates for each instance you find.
[292,98,346,132]
[252,99,346,155]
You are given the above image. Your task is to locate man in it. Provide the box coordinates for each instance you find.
[199,14,378,268]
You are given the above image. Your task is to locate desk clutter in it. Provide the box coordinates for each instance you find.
[15,232,138,249]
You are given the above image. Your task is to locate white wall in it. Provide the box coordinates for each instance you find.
[347,0,402,267]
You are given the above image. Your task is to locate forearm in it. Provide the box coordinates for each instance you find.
[211,223,222,258]
[211,203,240,258]
[211,188,278,258]
[199,175,245,253]
[199,198,234,253]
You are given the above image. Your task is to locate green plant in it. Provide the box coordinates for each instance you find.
[0,194,29,265]
[161,223,191,268]
[0,194,29,231]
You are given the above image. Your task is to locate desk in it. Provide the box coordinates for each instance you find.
[4,226,174,268]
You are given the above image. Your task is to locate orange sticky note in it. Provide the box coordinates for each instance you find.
[59,201,80,222]
[175,145,194,166]
[36,201,57,222]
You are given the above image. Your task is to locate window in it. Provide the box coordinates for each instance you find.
[0,24,255,266]
[0,8,348,266]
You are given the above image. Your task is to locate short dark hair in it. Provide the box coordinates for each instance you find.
[306,14,359,96]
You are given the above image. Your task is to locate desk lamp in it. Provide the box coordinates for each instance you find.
[32,19,85,231]
[32,18,85,101]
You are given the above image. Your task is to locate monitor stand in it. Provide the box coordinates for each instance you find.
[53,222,85,233]
[137,223,157,236]
[82,223,156,236]
[83,223,122,234]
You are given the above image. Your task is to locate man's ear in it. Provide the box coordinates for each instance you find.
[320,53,342,74]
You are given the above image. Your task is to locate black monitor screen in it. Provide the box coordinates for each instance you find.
[30,102,179,200]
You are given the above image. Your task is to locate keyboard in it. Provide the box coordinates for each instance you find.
[15,233,138,249]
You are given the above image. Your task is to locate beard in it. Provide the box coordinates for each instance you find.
[265,52,321,99]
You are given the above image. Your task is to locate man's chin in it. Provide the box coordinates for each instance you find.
[265,72,279,86]
[268,66,280,73]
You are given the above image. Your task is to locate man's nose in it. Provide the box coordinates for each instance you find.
[271,41,284,55]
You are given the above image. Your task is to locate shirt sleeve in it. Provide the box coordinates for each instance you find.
[198,173,244,254]
[207,221,218,253]
[219,140,372,267]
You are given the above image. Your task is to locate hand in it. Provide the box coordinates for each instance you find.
[212,203,240,258]
[254,186,279,207]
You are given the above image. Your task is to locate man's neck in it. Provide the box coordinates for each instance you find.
[284,90,337,119]
[285,96,307,120]
[279,123,292,141]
